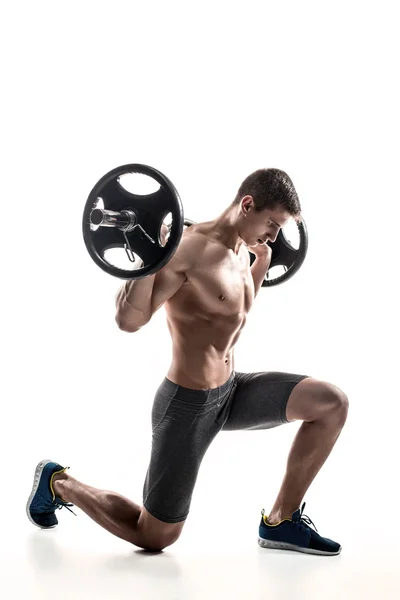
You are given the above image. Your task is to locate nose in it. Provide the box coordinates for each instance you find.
[269,231,279,243]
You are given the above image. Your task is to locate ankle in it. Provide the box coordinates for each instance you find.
[267,512,283,525]
[52,472,70,501]
[268,506,298,523]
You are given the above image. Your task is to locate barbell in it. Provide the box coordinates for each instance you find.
[82,164,308,287]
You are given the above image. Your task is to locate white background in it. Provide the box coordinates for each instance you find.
[1,1,399,598]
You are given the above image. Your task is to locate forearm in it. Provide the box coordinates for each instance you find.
[251,256,271,297]
[115,274,156,330]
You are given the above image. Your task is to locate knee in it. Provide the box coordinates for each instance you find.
[141,542,166,552]
[135,508,186,552]
[141,531,182,552]
[325,384,349,422]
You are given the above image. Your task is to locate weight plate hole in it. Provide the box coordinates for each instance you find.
[281,220,300,250]
[159,212,173,247]
[265,265,288,281]
[103,247,144,271]
[118,173,161,195]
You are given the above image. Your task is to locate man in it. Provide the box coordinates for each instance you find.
[27,168,348,556]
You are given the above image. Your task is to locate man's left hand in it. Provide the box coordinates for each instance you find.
[247,241,273,262]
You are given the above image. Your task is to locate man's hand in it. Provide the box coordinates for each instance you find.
[247,242,272,296]
[247,241,272,262]
[160,223,170,246]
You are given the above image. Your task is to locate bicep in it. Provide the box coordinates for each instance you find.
[151,240,191,316]
[150,260,187,315]
[136,231,199,320]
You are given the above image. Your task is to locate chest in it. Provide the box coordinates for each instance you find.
[182,252,255,317]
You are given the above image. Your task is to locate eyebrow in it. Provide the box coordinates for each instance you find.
[269,219,282,228]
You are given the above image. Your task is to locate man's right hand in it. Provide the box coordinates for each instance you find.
[160,223,171,246]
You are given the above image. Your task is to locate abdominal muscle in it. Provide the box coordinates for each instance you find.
[164,228,254,390]
[165,314,243,389]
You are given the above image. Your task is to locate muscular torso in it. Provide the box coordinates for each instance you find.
[165,223,255,389]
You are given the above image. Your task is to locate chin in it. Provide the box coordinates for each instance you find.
[240,235,257,247]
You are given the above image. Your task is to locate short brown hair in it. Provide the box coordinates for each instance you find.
[233,168,302,222]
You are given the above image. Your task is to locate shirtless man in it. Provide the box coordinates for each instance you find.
[27,168,349,556]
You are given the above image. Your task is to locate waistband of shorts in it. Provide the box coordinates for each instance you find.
[162,371,236,403]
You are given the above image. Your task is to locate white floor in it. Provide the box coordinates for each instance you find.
[3,503,399,600]
[4,408,400,600]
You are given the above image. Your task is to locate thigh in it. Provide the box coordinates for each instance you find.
[221,371,310,431]
[143,377,225,523]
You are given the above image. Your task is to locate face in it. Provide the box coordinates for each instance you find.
[239,196,291,247]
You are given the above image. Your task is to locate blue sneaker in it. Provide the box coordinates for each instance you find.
[258,502,341,556]
[26,459,77,529]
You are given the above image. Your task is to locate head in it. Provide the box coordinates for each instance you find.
[231,168,302,248]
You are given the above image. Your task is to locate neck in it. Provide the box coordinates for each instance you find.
[211,205,244,254]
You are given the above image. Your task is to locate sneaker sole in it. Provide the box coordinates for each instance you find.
[258,537,341,556]
[26,459,56,529]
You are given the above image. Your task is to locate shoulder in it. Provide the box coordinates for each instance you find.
[165,223,207,274]
[178,221,251,267]
[179,222,212,259]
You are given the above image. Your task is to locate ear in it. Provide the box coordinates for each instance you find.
[241,195,254,214]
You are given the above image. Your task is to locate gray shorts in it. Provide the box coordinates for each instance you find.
[142,370,309,523]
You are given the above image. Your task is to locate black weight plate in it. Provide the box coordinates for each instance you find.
[82,164,184,279]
